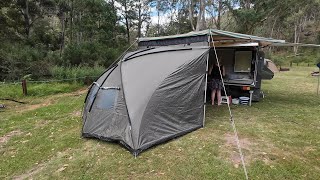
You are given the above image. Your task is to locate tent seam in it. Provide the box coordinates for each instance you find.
[119,54,136,152]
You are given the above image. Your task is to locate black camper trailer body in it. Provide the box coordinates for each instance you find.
[138,29,278,101]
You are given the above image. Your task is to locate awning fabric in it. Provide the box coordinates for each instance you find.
[138,29,320,47]
[138,29,285,46]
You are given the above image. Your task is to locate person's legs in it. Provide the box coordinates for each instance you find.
[211,89,216,105]
[217,89,222,105]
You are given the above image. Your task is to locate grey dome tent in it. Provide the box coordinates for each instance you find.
[82,46,210,155]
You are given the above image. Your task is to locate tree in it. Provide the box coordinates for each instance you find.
[118,0,136,42]
[136,0,151,37]
[0,0,128,80]
[206,0,228,29]
[195,0,206,31]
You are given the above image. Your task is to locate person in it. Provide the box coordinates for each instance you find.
[208,60,225,106]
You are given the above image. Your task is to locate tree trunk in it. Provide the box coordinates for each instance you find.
[77,11,83,44]
[111,0,117,47]
[244,0,250,9]
[217,0,222,29]
[195,0,201,31]
[157,0,160,35]
[294,23,297,54]
[70,0,74,43]
[201,0,206,29]
[23,0,31,38]
[196,0,205,31]
[137,0,142,38]
[188,0,195,31]
[268,17,278,54]
[124,2,130,42]
[60,12,66,57]
[270,17,277,38]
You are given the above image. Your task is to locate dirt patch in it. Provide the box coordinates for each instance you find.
[222,133,295,167]
[17,88,87,113]
[224,133,252,150]
[71,110,82,117]
[12,163,46,180]
[72,88,88,96]
[0,130,23,146]
[222,133,253,167]
[12,147,75,179]
[35,120,50,129]
[19,99,53,112]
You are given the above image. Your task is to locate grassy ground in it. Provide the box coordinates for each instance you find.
[0,82,83,99]
[0,67,319,179]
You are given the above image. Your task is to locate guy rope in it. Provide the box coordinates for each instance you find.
[210,32,249,180]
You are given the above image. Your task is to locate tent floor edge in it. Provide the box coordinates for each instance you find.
[82,125,203,157]
[82,133,135,154]
[136,125,203,155]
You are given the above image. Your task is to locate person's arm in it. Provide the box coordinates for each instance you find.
[208,65,213,75]
[222,66,226,77]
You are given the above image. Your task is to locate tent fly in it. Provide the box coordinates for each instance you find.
[82,46,210,155]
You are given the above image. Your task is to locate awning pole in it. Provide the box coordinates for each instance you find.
[317,67,320,95]
[203,52,210,127]
[202,30,212,127]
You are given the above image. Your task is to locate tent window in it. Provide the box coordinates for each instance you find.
[234,51,252,72]
[86,83,99,110]
[96,89,118,109]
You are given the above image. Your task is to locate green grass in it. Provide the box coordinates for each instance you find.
[0,67,319,179]
[0,82,83,99]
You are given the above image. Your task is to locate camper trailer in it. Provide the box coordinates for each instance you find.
[138,29,279,102]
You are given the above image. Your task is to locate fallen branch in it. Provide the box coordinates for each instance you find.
[0,98,26,104]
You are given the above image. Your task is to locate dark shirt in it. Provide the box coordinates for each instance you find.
[211,65,223,80]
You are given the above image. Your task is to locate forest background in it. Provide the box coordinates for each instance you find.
[1,0,320,81]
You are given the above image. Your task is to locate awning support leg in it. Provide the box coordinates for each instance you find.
[249,90,253,106]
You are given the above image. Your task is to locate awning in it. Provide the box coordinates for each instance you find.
[270,42,320,47]
[138,29,286,47]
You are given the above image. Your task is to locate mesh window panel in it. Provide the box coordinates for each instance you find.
[96,89,118,109]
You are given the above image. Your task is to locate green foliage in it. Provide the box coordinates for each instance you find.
[1,0,320,82]
[271,55,287,67]
[62,42,121,67]
[0,0,127,81]
[0,43,51,81]
[28,19,61,51]
[50,65,105,80]
[270,49,320,67]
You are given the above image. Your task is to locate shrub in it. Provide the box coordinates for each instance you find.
[62,42,122,67]
[0,43,50,81]
[50,65,105,82]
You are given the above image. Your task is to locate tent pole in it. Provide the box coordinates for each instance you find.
[317,67,320,95]
[203,51,209,127]
[202,29,211,127]
[118,43,136,152]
